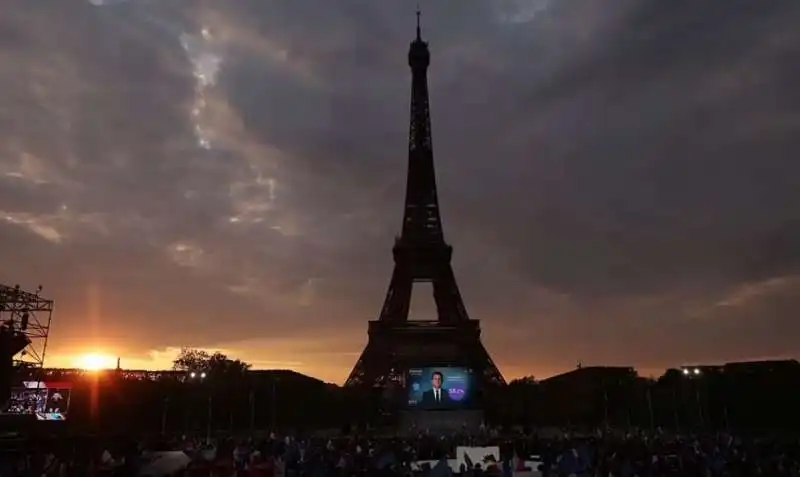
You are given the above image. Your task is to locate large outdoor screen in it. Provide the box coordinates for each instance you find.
[1,381,72,421]
[407,367,474,410]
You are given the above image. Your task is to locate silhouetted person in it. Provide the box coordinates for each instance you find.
[420,371,453,409]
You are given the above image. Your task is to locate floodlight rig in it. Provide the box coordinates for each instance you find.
[0,283,54,370]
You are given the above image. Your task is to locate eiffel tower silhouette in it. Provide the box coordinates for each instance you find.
[345,11,504,391]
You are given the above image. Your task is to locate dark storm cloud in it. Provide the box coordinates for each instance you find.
[1,0,799,380]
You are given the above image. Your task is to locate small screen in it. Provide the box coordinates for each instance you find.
[407,367,474,410]
[2,381,72,421]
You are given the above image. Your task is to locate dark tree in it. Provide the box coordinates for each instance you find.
[509,375,537,386]
[173,348,250,378]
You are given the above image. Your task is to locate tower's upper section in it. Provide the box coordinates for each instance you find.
[400,7,443,245]
[408,9,430,70]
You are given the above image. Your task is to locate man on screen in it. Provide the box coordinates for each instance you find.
[420,371,453,409]
[49,391,64,413]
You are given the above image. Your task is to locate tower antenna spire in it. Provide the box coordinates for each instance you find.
[416,5,422,40]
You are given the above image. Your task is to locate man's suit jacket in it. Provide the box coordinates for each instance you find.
[420,388,453,409]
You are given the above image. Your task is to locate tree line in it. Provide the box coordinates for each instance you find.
[498,365,800,431]
[21,353,800,433]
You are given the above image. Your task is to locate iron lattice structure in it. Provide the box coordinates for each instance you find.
[346,15,505,390]
[0,284,53,369]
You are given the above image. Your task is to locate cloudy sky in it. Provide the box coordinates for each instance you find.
[2,0,799,383]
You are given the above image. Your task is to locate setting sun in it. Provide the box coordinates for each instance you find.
[77,353,116,371]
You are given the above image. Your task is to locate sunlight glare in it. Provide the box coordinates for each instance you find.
[78,353,116,371]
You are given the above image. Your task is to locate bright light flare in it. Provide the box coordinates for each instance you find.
[77,353,116,371]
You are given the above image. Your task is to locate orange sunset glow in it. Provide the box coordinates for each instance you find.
[45,343,351,382]
[75,353,117,371]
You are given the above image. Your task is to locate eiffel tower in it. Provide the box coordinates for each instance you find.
[345,12,505,391]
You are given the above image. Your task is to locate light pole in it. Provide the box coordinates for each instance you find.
[681,367,704,428]
[249,390,255,432]
[672,388,680,431]
[207,395,212,443]
[187,371,209,439]
[161,397,168,435]
[646,387,654,431]
[271,378,277,430]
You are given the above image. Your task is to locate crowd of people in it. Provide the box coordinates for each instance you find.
[1,426,799,476]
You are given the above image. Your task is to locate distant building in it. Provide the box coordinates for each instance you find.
[675,365,723,377]
[723,359,800,376]
[30,368,334,390]
[672,359,800,379]
[542,365,636,383]
[539,366,638,424]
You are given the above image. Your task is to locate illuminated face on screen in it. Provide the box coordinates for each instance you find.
[431,372,443,390]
